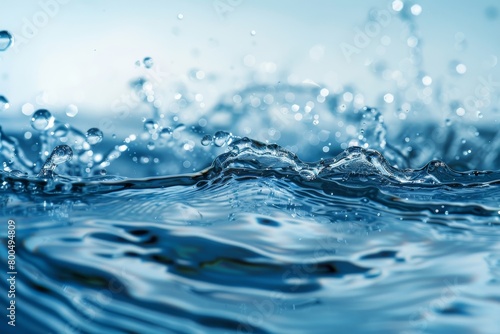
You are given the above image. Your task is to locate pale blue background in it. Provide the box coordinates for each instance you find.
[0,0,499,125]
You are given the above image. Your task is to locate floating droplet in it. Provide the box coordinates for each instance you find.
[38,145,73,177]
[160,127,173,138]
[144,119,159,133]
[143,57,154,69]
[213,131,231,147]
[410,4,422,16]
[250,30,256,36]
[22,103,35,116]
[0,96,9,111]
[177,13,184,20]
[0,31,13,51]
[86,128,103,145]
[201,134,212,146]
[31,109,55,131]
[456,63,467,74]
[147,141,155,150]
[65,104,78,117]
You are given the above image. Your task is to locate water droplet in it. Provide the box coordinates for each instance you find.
[456,63,467,74]
[86,128,103,145]
[143,57,154,69]
[201,134,212,146]
[250,30,256,36]
[31,109,55,131]
[65,104,78,117]
[0,96,10,111]
[383,93,394,103]
[144,119,159,133]
[410,4,422,16]
[422,75,432,86]
[392,0,403,12]
[177,13,184,20]
[21,103,35,116]
[213,131,231,147]
[0,31,13,51]
[147,141,155,150]
[189,69,205,80]
[160,127,173,138]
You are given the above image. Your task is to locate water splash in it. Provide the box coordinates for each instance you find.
[37,145,73,177]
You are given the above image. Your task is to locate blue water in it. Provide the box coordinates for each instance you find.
[2,2,500,334]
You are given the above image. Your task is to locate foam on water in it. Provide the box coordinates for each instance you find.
[1,4,500,333]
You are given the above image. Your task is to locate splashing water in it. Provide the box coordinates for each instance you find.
[1,4,500,334]
[37,145,73,177]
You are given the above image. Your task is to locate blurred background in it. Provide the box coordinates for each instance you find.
[1,0,499,174]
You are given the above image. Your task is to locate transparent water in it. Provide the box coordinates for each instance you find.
[1,2,500,334]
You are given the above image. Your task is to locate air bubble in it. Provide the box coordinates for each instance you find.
[0,31,13,51]
[0,96,9,111]
[86,128,103,145]
[31,109,55,131]
[250,30,256,36]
